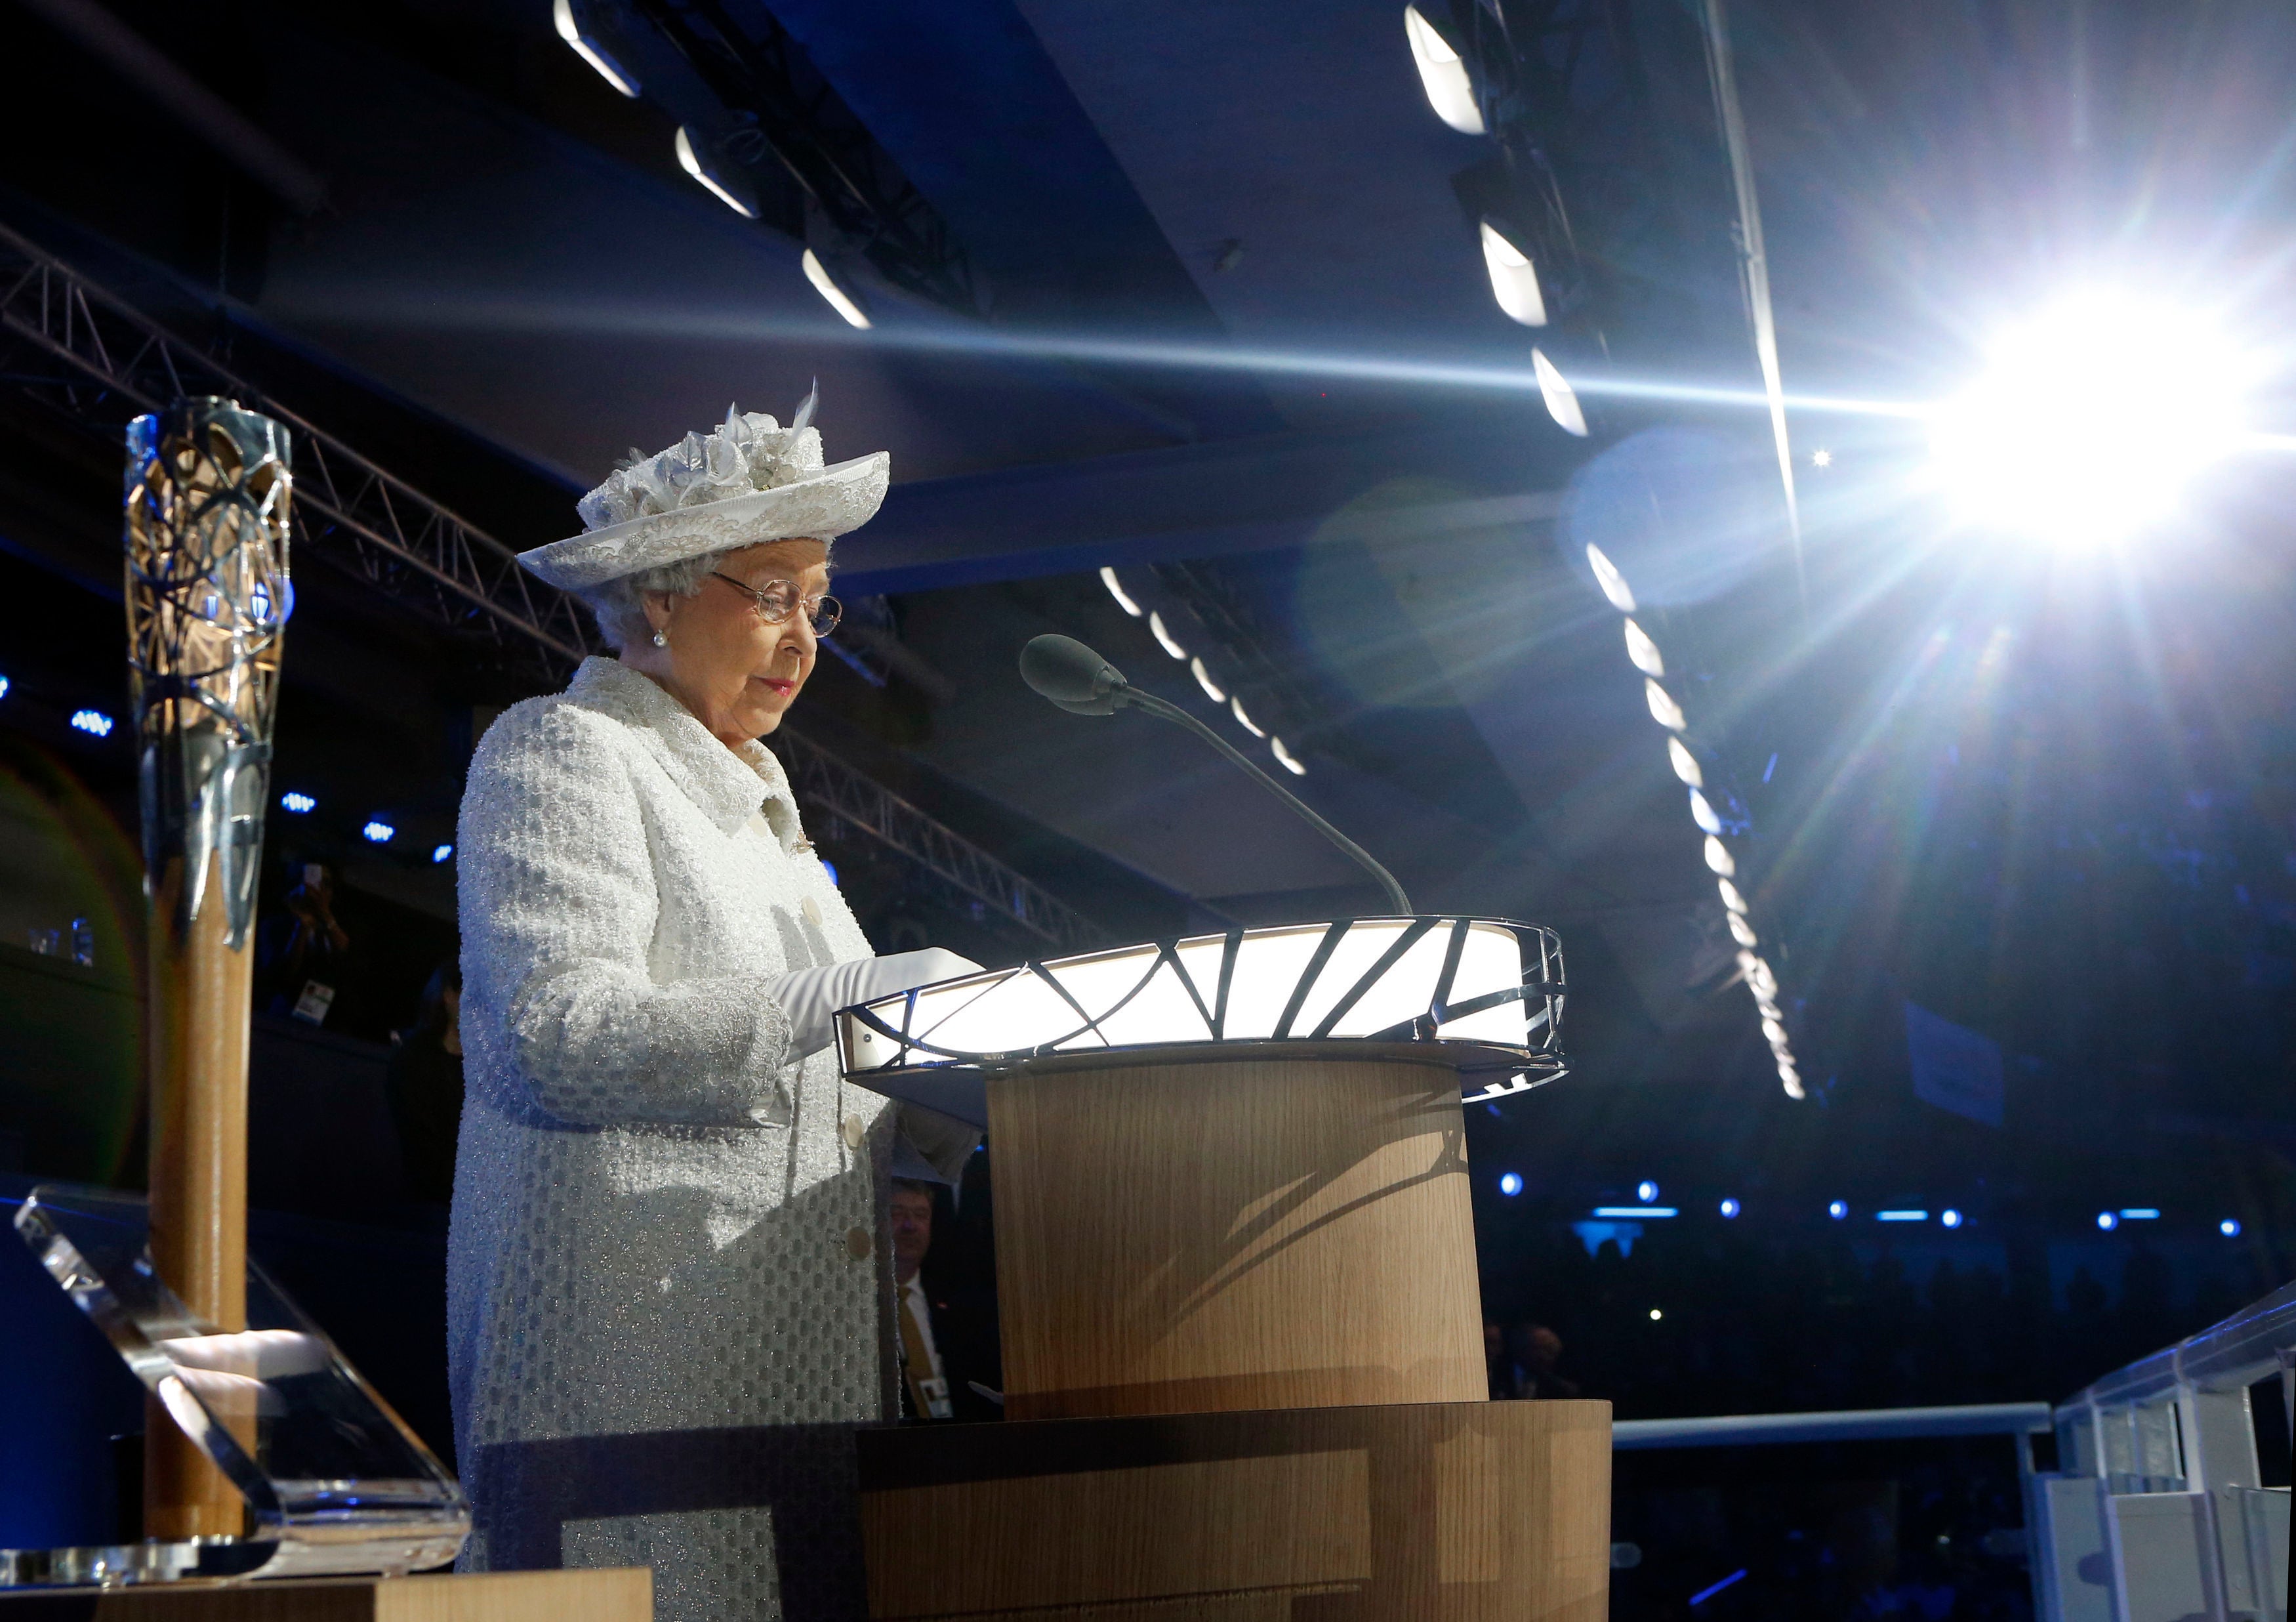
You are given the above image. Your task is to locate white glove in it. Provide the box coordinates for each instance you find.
[768,947,982,1060]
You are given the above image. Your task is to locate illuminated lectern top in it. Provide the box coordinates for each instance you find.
[836,915,1567,1128]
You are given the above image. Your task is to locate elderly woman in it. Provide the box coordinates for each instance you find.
[449,397,976,1621]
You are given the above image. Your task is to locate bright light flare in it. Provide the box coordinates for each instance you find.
[802,250,871,329]
[552,0,640,96]
[1403,6,1483,134]
[1270,736,1307,776]
[1230,696,1265,738]
[1189,657,1225,702]
[674,128,756,219]
[1585,543,1635,612]
[1479,222,1546,327]
[1929,289,2251,549]
[1645,679,1686,732]
[1148,611,1187,659]
[1622,618,1664,677]
[1099,566,1143,616]
[1532,348,1588,436]
[1669,737,1703,787]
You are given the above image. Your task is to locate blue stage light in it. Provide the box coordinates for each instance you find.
[1877,1210,1929,1222]
[1594,1206,1677,1218]
[362,820,396,844]
[2118,1208,2160,1220]
[70,709,113,738]
[821,861,839,886]
[0,674,10,699]
[1828,1200,1848,1220]
[2097,1211,2119,1231]
[1637,1180,1660,1203]
[432,844,453,864]
[1498,1172,1523,1197]
[2221,1218,2242,1237]
[1689,1570,1749,1608]
[280,792,316,814]
[1719,1198,1740,1218]
[1941,1209,1963,1228]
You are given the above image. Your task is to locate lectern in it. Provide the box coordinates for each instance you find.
[838,917,1611,1622]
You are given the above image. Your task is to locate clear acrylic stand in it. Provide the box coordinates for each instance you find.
[2,1183,469,1588]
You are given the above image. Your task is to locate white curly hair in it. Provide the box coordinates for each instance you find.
[575,549,739,653]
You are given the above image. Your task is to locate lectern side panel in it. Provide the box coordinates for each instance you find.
[987,1053,1485,1420]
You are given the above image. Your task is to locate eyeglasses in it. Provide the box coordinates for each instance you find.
[711,573,841,636]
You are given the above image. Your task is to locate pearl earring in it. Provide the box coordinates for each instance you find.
[652,629,668,648]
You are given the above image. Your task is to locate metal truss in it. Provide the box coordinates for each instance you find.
[774,728,1101,955]
[0,223,592,680]
[0,220,1103,951]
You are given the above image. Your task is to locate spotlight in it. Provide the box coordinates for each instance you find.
[1878,1209,1928,1222]
[70,709,113,738]
[1623,619,1665,678]
[1229,696,1266,738]
[362,820,396,844]
[1190,657,1225,702]
[1811,448,1832,468]
[1941,1209,1963,1228]
[1829,1200,1848,1220]
[1269,736,1308,776]
[431,844,453,864]
[1584,543,1635,612]
[1148,612,1187,660]
[1479,221,1547,327]
[1690,789,1723,836]
[1649,1308,1663,1321]
[1929,289,2251,549]
[552,0,640,96]
[1645,680,1687,732]
[1669,737,1704,787]
[802,249,872,329]
[1402,6,1483,134]
[280,792,316,814]
[1099,567,1143,617]
[1532,348,1588,437]
[673,127,756,219]
[1637,1180,1659,1203]
[2221,1218,2242,1237]
[1719,1197,1740,1218]
[2096,1211,2118,1231]
[1498,1171,1524,1196]
[0,673,10,699]
[1704,836,1735,877]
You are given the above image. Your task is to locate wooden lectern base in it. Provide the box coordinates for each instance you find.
[858,1402,1610,1622]
[0,1569,651,1622]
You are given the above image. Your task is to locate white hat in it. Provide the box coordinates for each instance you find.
[517,388,888,592]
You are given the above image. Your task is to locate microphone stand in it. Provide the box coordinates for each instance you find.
[1118,688,1414,915]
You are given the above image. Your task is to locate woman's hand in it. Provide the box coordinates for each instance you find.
[766,948,983,1058]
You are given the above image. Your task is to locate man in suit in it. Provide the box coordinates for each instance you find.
[892,1179,1002,1422]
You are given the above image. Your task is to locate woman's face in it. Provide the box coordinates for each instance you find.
[645,539,829,745]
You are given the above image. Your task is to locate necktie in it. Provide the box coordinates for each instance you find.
[898,1287,952,1419]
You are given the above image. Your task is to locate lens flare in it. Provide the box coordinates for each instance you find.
[1929,289,2251,548]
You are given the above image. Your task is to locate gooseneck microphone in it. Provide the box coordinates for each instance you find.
[1019,633,1414,915]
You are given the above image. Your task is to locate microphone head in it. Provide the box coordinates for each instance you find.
[1019,634,1129,716]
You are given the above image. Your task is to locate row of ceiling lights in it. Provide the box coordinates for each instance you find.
[1,675,453,863]
[1400,7,1587,438]
[1097,566,1305,775]
[553,0,874,331]
[1498,1176,2247,1236]
[1580,543,1803,1098]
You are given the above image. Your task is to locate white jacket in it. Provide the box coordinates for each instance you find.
[448,655,928,1619]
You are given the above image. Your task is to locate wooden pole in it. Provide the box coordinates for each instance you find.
[141,850,255,1539]
[125,397,291,1541]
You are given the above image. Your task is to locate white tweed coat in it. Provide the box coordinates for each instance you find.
[449,655,911,1621]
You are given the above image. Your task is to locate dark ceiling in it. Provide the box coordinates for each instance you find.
[5,0,2296,1215]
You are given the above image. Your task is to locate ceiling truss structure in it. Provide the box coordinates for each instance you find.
[0,222,1099,952]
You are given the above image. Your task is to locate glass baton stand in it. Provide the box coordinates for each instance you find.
[1,1184,469,1589]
